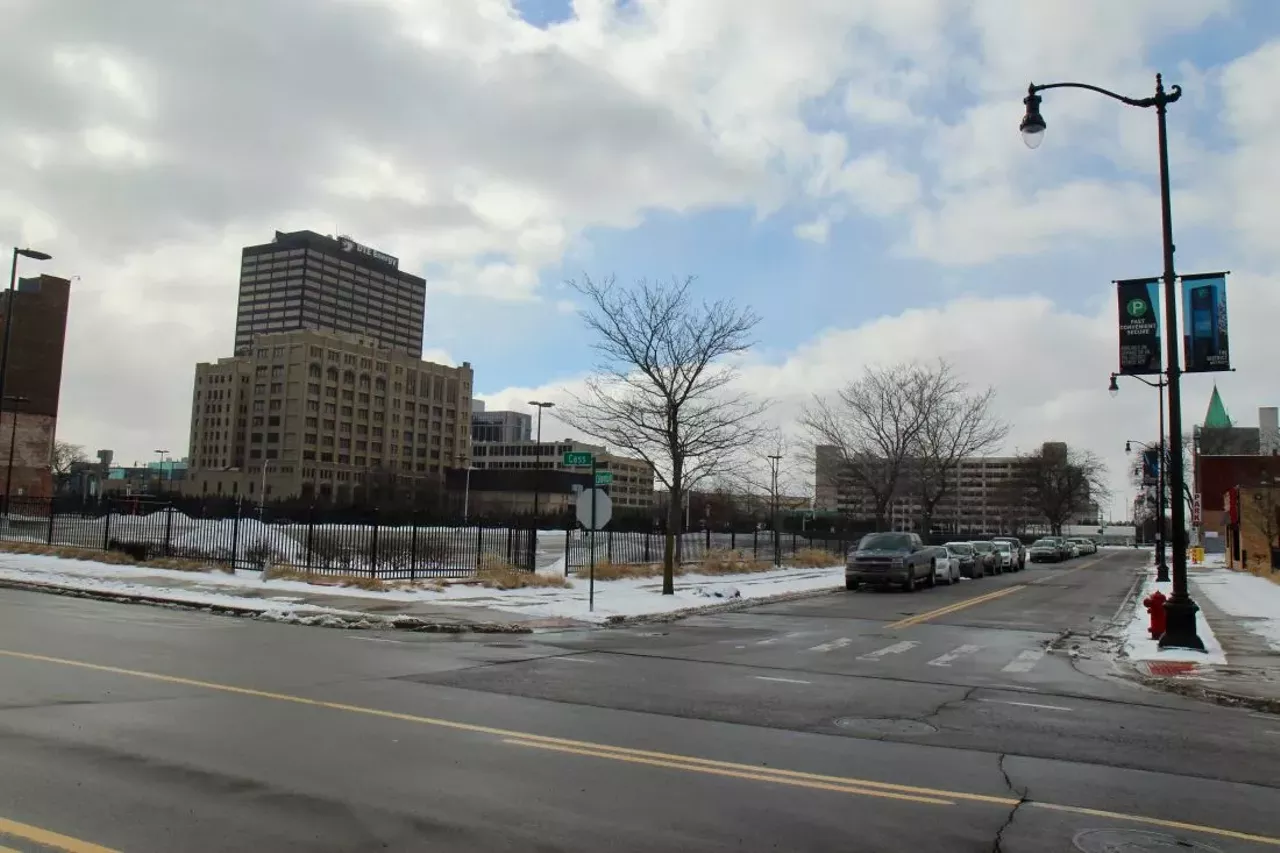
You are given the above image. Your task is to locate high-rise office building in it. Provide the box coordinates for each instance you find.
[235,230,426,358]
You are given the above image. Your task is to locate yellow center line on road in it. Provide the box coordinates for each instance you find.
[885,553,1113,630]
[0,816,121,853]
[885,585,1025,630]
[2,648,1278,848]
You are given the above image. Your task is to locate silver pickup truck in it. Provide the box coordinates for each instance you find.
[846,531,936,591]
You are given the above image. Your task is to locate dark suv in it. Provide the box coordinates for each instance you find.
[846,532,935,591]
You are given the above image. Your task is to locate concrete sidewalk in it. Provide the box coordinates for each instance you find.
[1128,564,1280,712]
[0,568,588,633]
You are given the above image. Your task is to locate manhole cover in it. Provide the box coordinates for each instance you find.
[484,642,526,649]
[833,717,937,736]
[1073,829,1224,852]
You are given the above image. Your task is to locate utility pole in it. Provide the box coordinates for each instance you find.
[767,454,782,567]
[528,401,555,520]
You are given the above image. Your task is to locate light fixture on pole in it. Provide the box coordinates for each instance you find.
[528,401,555,519]
[1025,75,1200,649]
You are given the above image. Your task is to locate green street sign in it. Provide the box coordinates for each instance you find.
[594,471,613,486]
[563,451,594,466]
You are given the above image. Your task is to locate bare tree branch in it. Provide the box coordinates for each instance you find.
[1014,445,1108,535]
[560,275,770,593]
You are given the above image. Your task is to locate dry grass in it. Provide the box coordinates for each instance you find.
[262,564,389,590]
[786,547,840,569]
[0,540,231,573]
[573,559,667,581]
[477,554,570,590]
[696,549,777,575]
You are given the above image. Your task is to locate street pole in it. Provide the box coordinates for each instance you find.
[1156,381,1169,581]
[463,459,472,522]
[2,395,28,516]
[155,450,169,497]
[1023,74,1201,650]
[590,455,597,612]
[767,453,782,567]
[528,401,554,522]
[259,461,269,515]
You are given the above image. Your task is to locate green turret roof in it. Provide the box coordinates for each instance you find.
[1204,385,1232,429]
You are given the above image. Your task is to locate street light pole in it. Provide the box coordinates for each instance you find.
[528,401,554,520]
[1024,74,1201,649]
[767,454,782,567]
[3,394,30,516]
[1112,372,1170,581]
[155,450,169,495]
[462,456,472,522]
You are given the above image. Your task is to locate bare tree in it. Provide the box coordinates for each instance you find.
[1241,486,1279,571]
[51,440,88,478]
[561,275,769,594]
[1015,444,1108,535]
[801,362,939,530]
[907,362,1008,537]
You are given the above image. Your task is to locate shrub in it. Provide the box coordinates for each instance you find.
[787,547,840,568]
[477,555,569,590]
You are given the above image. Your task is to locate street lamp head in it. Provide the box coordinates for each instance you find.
[528,400,554,409]
[1125,441,1132,453]
[16,248,52,261]
[1108,374,1120,397]
[1020,87,1046,149]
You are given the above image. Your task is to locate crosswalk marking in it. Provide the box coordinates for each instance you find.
[1000,649,1045,674]
[808,638,853,653]
[756,632,804,646]
[858,641,920,661]
[926,644,982,667]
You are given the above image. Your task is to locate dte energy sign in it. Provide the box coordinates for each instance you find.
[1116,278,1162,375]
[1181,272,1231,373]
[337,236,400,269]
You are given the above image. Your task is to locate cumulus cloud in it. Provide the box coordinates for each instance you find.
[0,0,1274,498]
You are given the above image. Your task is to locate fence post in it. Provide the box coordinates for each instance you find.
[45,502,56,545]
[369,509,380,579]
[752,528,758,559]
[506,526,514,565]
[705,527,711,551]
[792,532,798,556]
[730,530,736,551]
[409,512,418,582]
[607,529,613,562]
[229,500,241,573]
[163,505,174,557]
[102,503,112,550]
[304,506,315,572]
[564,523,572,577]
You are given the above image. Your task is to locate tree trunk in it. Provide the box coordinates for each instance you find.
[663,485,680,595]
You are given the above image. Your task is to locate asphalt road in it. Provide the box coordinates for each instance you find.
[1,547,1277,852]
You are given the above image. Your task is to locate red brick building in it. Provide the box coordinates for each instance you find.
[0,274,72,499]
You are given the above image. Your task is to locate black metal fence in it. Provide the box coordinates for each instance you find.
[0,497,536,579]
[563,527,854,569]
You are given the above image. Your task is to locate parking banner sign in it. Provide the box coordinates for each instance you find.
[1116,278,1162,375]
[1181,272,1231,373]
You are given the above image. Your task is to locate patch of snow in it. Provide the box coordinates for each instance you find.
[1121,572,1227,664]
[1191,566,1280,651]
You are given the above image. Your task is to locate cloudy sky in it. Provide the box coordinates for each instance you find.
[3,0,1278,514]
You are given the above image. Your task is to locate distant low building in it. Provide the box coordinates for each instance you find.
[470,438,654,511]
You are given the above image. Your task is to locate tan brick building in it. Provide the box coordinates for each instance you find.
[0,274,71,499]
[184,329,472,504]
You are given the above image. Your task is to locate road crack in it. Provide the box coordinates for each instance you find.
[921,685,979,723]
[992,753,1030,853]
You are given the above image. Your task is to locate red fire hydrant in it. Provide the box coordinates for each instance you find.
[1144,589,1168,639]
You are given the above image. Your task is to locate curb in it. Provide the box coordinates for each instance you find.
[0,578,532,635]
[1132,672,1280,715]
[602,584,844,627]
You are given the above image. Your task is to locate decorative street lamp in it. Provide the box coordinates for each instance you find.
[1023,75,1202,649]
[1112,372,1170,581]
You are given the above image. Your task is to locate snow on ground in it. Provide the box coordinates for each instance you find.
[1122,571,1227,665]
[0,551,844,625]
[1191,564,1280,651]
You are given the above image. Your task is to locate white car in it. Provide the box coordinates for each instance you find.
[929,545,961,585]
[991,540,1015,571]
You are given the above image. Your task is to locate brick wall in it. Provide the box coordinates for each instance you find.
[0,274,71,418]
[0,411,55,498]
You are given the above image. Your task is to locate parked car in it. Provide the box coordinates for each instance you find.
[846,532,935,591]
[944,542,978,579]
[969,540,1001,575]
[927,545,961,585]
[991,536,1026,570]
[1029,538,1061,563]
[991,540,1016,572]
[1067,537,1097,556]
